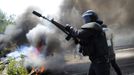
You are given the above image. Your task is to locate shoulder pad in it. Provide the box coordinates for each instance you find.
[81,22,101,30]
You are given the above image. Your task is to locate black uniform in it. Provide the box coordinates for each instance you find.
[67,22,110,75]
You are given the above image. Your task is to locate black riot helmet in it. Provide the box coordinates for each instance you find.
[82,10,98,24]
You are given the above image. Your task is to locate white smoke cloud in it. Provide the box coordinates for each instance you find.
[26,24,47,47]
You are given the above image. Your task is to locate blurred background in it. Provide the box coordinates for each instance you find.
[0,0,134,75]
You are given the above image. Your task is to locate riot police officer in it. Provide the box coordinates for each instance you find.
[66,10,110,75]
[102,25,122,75]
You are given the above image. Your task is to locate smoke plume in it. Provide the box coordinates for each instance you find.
[0,7,41,50]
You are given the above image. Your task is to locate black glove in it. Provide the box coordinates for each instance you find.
[65,24,72,31]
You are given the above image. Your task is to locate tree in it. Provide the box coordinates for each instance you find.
[0,9,15,57]
[0,9,15,32]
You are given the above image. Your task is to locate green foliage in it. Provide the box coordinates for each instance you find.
[0,42,17,57]
[0,55,29,75]
[0,9,15,32]
[0,48,11,57]
[0,62,5,74]
[7,56,28,75]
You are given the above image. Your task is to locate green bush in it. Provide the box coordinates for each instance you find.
[0,62,5,74]
[7,56,28,75]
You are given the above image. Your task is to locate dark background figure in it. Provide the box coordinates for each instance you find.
[65,10,110,75]
[102,24,122,75]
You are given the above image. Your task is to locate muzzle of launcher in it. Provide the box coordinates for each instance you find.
[32,10,51,22]
[32,11,42,17]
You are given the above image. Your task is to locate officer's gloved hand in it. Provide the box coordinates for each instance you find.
[65,24,72,31]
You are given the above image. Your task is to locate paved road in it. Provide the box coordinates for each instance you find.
[112,48,134,75]
[57,48,134,75]
[44,48,134,75]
